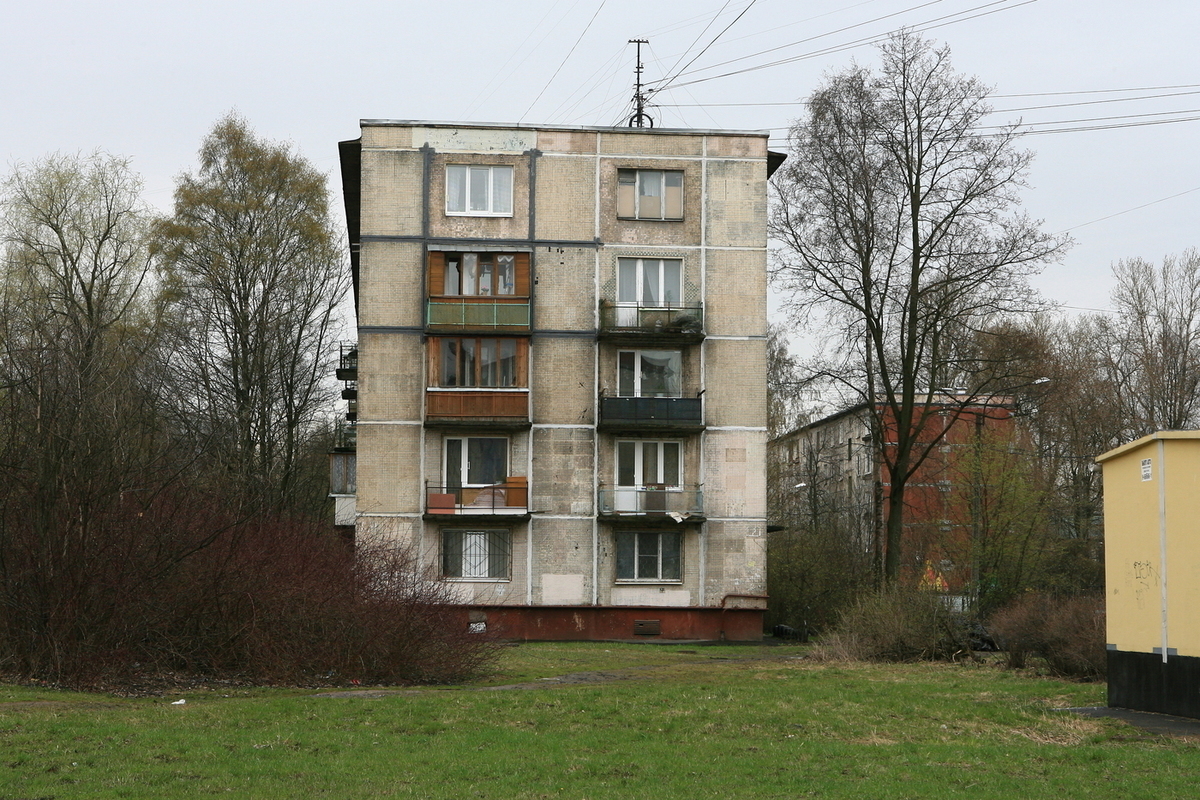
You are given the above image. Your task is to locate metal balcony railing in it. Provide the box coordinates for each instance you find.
[597,485,704,517]
[598,393,703,430]
[336,342,358,381]
[426,479,529,515]
[599,303,703,337]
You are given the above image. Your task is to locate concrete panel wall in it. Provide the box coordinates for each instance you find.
[704,249,767,338]
[533,248,596,331]
[705,135,768,159]
[531,427,595,516]
[702,520,767,606]
[702,338,767,428]
[703,429,767,520]
[531,338,595,425]
[537,129,598,155]
[357,241,424,328]
[530,518,594,605]
[599,132,704,157]
[355,423,423,515]
[357,331,423,422]
[705,159,768,249]
[360,149,423,238]
[534,156,597,242]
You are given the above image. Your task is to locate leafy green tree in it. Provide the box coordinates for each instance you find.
[154,115,349,512]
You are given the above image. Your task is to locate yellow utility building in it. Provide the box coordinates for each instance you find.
[1097,431,1200,719]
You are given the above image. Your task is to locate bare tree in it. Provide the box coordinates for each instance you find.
[770,32,1067,583]
[1108,249,1200,436]
[153,115,349,511]
[0,152,169,675]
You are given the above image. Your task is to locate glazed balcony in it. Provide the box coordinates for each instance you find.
[597,391,704,433]
[425,388,531,429]
[597,484,705,523]
[427,297,531,332]
[599,302,704,344]
[425,478,529,520]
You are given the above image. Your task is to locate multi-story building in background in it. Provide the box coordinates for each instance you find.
[334,120,783,640]
[768,395,1017,601]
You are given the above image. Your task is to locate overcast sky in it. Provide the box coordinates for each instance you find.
[4,0,1198,319]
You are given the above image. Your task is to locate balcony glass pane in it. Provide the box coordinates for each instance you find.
[444,258,460,295]
[617,441,636,486]
[440,339,458,386]
[458,338,477,386]
[640,350,681,397]
[618,258,637,303]
[497,255,515,295]
[462,254,478,295]
[618,351,636,397]
[663,260,681,306]
[643,259,660,305]
[467,438,506,485]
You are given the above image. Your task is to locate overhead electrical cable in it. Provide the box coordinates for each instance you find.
[1056,186,1200,234]
[653,0,760,97]
[649,0,948,86]
[461,0,575,119]
[661,0,1033,91]
[521,0,609,123]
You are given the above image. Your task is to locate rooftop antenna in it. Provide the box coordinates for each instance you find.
[627,39,654,128]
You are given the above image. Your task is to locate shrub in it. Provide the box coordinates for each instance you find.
[988,593,1105,680]
[0,491,499,689]
[815,587,972,662]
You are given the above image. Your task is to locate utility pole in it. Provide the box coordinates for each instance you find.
[627,39,653,128]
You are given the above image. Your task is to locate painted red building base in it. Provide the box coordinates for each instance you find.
[468,605,765,642]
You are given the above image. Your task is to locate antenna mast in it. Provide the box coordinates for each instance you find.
[627,39,654,128]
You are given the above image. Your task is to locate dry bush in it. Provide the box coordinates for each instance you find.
[815,587,972,662]
[0,492,499,688]
[988,593,1105,679]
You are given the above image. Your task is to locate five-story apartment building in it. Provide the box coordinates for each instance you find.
[336,120,780,640]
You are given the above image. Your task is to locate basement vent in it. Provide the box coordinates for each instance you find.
[633,619,662,636]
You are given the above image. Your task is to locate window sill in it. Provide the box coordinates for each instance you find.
[443,577,512,583]
[616,216,684,222]
[614,579,684,585]
[445,211,514,218]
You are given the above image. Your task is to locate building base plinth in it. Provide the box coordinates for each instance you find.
[471,605,764,642]
[1108,649,1200,720]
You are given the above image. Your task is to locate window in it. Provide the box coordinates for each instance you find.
[617,440,681,488]
[445,437,508,488]
[442,253,517,296]
[617,169,683,220]
[616,531,681,581]
[443,529,511,579]
[446,165,513,216]
[618,258,682,307]
[436,338,521,387]
[618,350,681,397]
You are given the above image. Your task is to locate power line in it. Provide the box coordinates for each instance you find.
[654,0,760,96]
[521,0,610,124]
[658,0,1029,90]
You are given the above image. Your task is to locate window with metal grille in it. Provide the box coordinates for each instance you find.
[442,529,511,579]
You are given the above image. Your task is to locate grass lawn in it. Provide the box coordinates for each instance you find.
[2,642,1196,799]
